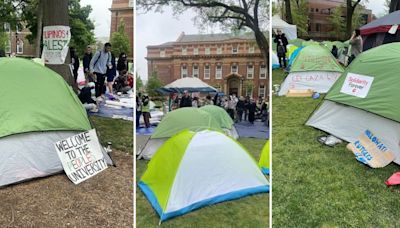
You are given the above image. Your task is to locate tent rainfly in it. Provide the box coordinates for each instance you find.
[259,140,270,175]
[138,130,269,222]
[157,77,218,93]
[278,45,344,96]
[307,43,400,164]
[272,15,298,40]
[0,58,112,187]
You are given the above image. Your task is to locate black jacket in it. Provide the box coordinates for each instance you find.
[180,96,192,108]
[83,53,93,73]
[79,87,95,104]
[117,58,128,72]
[274,34,289,53]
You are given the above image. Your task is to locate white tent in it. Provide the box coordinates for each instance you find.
[272,15,298,40]
[158,77,218,93]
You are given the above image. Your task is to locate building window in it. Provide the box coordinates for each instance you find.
[259,85,266,98]
[181,65,188,78]
[193,65,199,77]
[316,23,321,32]
[160,49,165,57]
[205,47,210,55]
[204,65,210,79]
[232,45,238,54]
[5,39,11,53]
[231,65,238,74]
[16,24,22,33]
[247,65,254,79]
[246,87,253,97]
[4,23,10,33]
[17,40,23,54]
[248,45,255,53]
[129,0,134,7]
[217,46,222,54]
[193,47,199,55]
[260,64,267,79]
[182,47,187,55]
[216,65,222,79]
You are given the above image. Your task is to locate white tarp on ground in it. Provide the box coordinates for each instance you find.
[278,71,342,96]
[0,131,113,187]
[272,15,298,40]
[306,100,400,164]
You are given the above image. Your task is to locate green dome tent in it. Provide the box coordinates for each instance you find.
[288,38,305,47]
[307,43,400,165]
[278,45,344,96]
[139,130,269,222]
[200,105,239,139]
[259,140,270,175]
[138,108,224,160]
[0,58,112,187]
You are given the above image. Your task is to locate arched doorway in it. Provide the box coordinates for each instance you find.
[225,73,242,96]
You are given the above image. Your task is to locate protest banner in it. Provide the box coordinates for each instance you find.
[42,25,71,65]
[347,129,395,168]
[340,73,374,98]
[54,129,108,184]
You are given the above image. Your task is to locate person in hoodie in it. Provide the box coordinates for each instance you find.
[274,30,289,69]
[70,47,79,82]
[82,46,93,82]
[117,52,128,75]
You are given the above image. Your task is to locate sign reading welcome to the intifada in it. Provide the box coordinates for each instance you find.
[54,129,108,184]
[42,26,71,65]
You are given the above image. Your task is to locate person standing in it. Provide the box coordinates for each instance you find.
[274,30,288,69]
[179,90,192,108]
[83,46,93,82]
[236,96,245,122]
[106,52,117,95]
[349,29,363,65]
[142,94,151,128]
[136,92,142,128]
[89,43,112,100]
[117,52,128,75]
[204,95,214,105]
[70,47,79,83]
[244,96,250,121]
[248,98,257,124]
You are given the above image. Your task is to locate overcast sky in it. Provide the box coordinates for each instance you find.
[81,0,112,38]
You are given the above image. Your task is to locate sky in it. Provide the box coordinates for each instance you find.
[365,0,387,17]
[81,0,112,39]
[136,7,224,80]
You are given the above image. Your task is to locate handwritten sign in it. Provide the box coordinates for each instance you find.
[347,130,394,168]
[42,26,71,65]
[54,129,108,184]
[340,73,374,98]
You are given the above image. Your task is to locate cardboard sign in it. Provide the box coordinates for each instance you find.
[347,129,395,168]
[54,129,108,184]
[42,26,71,65]
[340,73,374,98]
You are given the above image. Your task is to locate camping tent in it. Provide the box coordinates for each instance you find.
[288,38,305,47]
[138,107,226,159]
[138,130,269,222]
[199,105,238,138]
[272,51,280,69]
[360,10,400,51]
[157,77,218,93]
[272,15,298,40]
[306,43,400,164]
[0,58,112,187]
[259,140,270,175]
[278,45,344,96]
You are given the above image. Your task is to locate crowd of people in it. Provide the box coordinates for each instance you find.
[136,90,269,129]
[75,43,133,112]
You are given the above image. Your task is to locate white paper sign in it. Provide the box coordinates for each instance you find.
[54,129,108,184]
[340,73,374,98]
[389,24,398,34]
[42,26,71,65]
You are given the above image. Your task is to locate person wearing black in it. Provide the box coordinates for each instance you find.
[78,82,97,112]
[331,45,338,59]
[274,30,289,69]
[70,47,79,82]
[106,53,117,94]
[117,52,128,75]
[179,90,192,108]
[248,99,257,124]
[236,96,245,122]
[244,96,250,121]
[83,46,93,82]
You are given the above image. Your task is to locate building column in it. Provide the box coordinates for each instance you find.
[239,79,243,97]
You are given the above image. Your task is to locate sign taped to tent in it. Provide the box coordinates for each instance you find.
[42,26,71,65]
[54,129,108,184]
[340,73,374,98]
[347,129,394,168]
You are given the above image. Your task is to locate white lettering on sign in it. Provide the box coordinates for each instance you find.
[54,129,107,184]
[340,73,374,98]
[42,26,71,65]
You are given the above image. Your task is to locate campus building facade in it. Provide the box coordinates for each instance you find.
[146,33,268,99]
[110,0,134,59]
[307,0,373,40]
[3,23,36,57]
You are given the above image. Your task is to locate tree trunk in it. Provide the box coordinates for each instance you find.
[285,0,293,24]
[346,0,358,38]
[42,0,76,90]
[389,0,400,12]
[35,0,43,58]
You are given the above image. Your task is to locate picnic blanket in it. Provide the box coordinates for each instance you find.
[234,121,269,139]
[89,103,133,121]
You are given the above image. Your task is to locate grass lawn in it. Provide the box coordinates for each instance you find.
[272,69,400,227]
[136,137,269,227]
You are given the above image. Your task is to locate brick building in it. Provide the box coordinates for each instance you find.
[146,32,268,99]
[109,0,134,59]
[307,0,373,40]
[3,23,36,57]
